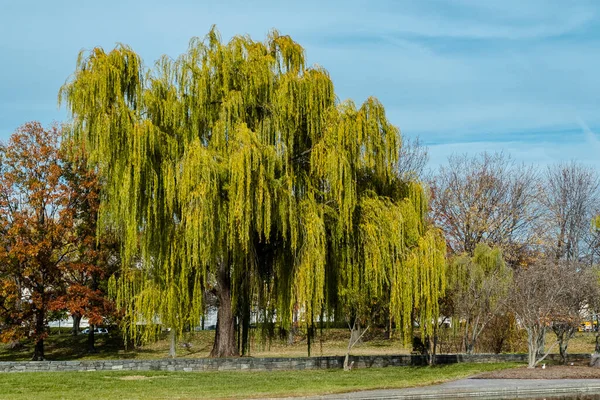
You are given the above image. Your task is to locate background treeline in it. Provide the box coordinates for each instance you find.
[427,150,600,367]
[2,122,599,369]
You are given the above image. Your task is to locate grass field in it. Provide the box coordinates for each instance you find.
[0,363,519,399]
[1,328,598,361]
[0,328,412,361]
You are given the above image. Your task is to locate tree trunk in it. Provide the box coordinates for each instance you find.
[343,353,351,370]
[344,320,357,371]
[462,319,470,353]
[527,326,556,368]
[307,321,312,357]
[210,261,238,358]
[287,327,294,345]
[344,318,369,371]
[536,327,545,356]
[32,309,45,361]
[556,326,574,365]
[428,324,439,366]
[465,342,474,355]
[71,313,82,336]
[350,320,363,347]
[559,336,568,365]
[240,301,250,356]
[169,329,176,358]
[87,324,97,353]
[287,307,298,345]
[526,328,538,368]
[464,314,485,355]
[385,311,393,340]
[87,267,99,354]
[556,224,566,260]
[32,338,44,361]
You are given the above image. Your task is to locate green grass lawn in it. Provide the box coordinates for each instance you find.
[0,332,138,361]
[0,363,519,399]
[2,328,597,362]
[0,328,413,361]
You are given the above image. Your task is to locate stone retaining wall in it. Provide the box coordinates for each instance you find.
[0,353,590,373]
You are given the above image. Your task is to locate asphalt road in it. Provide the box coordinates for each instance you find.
[274,378,600,399]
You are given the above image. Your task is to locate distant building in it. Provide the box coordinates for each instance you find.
[48,316,90,329]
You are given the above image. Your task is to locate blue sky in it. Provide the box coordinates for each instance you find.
[1,0,599,167]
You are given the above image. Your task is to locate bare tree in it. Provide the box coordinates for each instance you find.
[509,259,592,368]
[343,316,370,371]
[430,152,540,266]
[397,136,429,181]
[584,224,600,267]
[585,264,600,356]
[538,162,600,262]
[528,163,599,364]
[553,263,597,364]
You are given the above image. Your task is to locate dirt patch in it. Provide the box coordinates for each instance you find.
[119,375,150,380]
[476,364,600,379]
[104,375,169,381]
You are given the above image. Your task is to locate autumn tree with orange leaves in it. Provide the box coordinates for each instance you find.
[0,122,113,360]
[58,140,120,352]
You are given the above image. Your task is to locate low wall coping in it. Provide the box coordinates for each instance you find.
[0,353,591,373]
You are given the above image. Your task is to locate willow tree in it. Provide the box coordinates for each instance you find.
[60,27,446,357]
[447,244,511,354]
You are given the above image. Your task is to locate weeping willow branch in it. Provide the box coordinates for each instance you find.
[61,26,446,352]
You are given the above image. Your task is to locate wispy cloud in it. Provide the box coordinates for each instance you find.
[577,118,600,154]
[427,136,600,170]
[0,0,599,169]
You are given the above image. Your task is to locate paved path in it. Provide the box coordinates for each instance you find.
[273,379,600,399]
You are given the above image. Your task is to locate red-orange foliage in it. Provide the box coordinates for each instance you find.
[59,140,118,337]
[0,122,115,360]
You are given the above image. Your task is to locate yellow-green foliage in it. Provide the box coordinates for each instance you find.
[60,27,446,344]
[449,244,507,289]
[448,244,512,325]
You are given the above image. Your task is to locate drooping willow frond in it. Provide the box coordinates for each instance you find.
[61,27,446,346]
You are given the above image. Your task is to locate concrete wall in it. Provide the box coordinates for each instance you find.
[0,353,591,373]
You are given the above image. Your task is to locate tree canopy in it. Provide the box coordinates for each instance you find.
[60,27,446,356]
[447,244,512,354]
[430,152,539,267]
[0,122,105,360]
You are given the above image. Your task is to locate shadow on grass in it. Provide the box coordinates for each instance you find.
[0,333,165,361]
